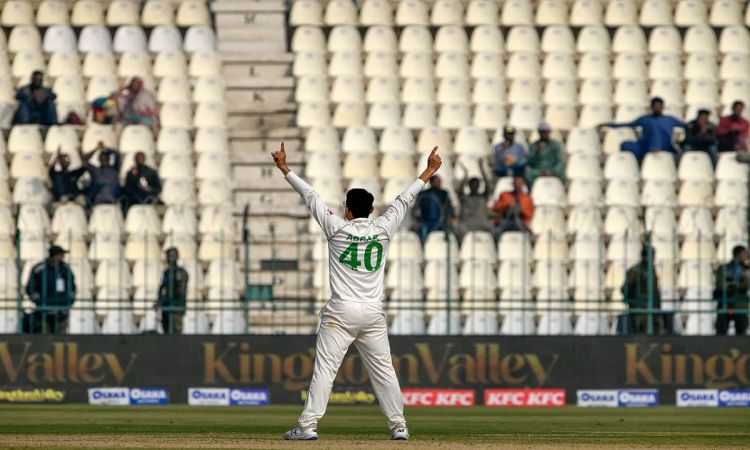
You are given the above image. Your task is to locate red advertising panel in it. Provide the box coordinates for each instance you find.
[402,389,476,407]
[484,389,566,407]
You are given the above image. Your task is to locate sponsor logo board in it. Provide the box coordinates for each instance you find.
[230,389,270,406]
[718,389,750,407]
[485,389,566,407]
[676,389,719,407]
[129,388,168,405]
[189,388,230,406]
[402,389,475,407]
[0,388,65,403]
[576,390,619,407]
[301,390,376,405]
[617,389,658,407]
[88,388,130,405]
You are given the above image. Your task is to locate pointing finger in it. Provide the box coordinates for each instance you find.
[430,146,438,156]
[280,142,285,152]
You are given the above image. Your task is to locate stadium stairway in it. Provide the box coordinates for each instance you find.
[214,0,316,308]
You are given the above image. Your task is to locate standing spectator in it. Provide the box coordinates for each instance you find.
[598,97,686,163]
[683,109,718,163]
[13,70,57,126]
[715,245,749,336]
[48,148,85,203]
[79,142,121,207]
[24,246,76,334]
[454,159,492,241]
[412,175,454,241]
[492,125,527,178]
[123,151,161,207]
[157,247,188,334]
[717,101,749,152]
[491,177,533,235]
[116,77,159,131]
[621,245,664,335]
[525,121,565,187]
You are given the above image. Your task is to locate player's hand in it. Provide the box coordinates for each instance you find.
[426,146,442,172]
[271,142,291,175]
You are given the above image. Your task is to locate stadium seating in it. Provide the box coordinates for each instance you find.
[287,0,750,336]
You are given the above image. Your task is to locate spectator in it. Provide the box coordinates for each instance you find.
[48,148,85,203]
[79,142,121,207]
[492,125,526,178]
[717,100,749,152]
[491,177,533,235]
[598,97,686,163]
[525,121,565,187]
[412,175,454,241]
[116,77,159,131]
[454,160,492,241]
[24,245,75,334]
[683,109,718,163]
[714,245,749,336]
[621,245,664,335]
[123,151,161,207]
[157,247,189,334]
[13,70,57,126]
[91,95,118,125]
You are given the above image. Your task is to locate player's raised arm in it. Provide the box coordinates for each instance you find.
[375,147,442,237]
[272,142,343,238]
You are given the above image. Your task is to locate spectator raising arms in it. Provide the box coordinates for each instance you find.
[491,177,533,235]
[48,148,85,203]
[598,97,686,163]
[116,77,159,131]
[13,70,57,126]
[683,109,718,163]
[79,142,122,207]
[492,125,526,178]
[124,151,162,208]
[525,121,565,187]
[717,101,749,152]
[412,175,454,241]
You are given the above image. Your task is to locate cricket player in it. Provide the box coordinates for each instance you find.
[272,142,442,441]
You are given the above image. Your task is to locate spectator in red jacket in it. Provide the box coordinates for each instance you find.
[491,177,533,235]
[717,101,750,151]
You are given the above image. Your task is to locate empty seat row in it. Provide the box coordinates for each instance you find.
[291,24,750,57]
[1,0,210,28]
[291,0,750,29]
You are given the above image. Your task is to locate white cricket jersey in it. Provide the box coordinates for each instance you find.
[286,172,425,303]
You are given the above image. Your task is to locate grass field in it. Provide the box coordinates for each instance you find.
[0,405,749,449]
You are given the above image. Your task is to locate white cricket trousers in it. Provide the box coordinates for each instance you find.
[298,299,406,429]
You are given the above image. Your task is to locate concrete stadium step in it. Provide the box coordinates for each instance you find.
[248,270,313,291]
[232,164,303,190]
[222,52,293,79]
[247,216,309,242]
[231,135,302,164]
[234,191,308,217]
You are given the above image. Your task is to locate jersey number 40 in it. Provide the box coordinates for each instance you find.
[338,242,384,272]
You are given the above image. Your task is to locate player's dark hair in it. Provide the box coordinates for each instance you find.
[733,100,745,109]
[732,245,747,258]
[346,188,374,219]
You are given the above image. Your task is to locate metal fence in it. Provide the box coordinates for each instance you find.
[2,213,748,336]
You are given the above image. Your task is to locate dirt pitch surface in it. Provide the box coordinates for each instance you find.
[0,405,749,449]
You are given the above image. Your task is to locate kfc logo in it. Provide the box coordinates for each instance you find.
[401,389,475,407]
[484,389,566,407]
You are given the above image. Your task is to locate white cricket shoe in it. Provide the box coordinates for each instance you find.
[283,425,318,441]
[391,423,409,441]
